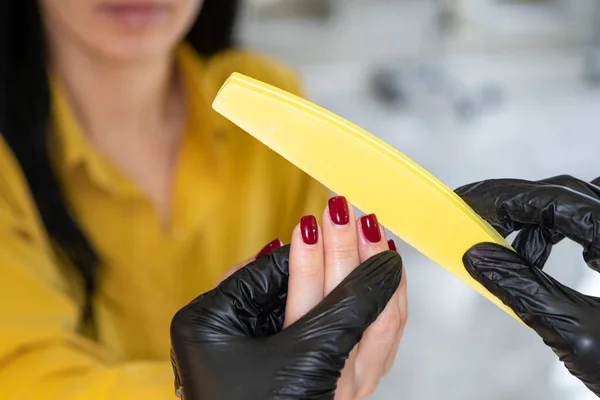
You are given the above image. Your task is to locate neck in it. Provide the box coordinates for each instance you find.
[48,40,180,142]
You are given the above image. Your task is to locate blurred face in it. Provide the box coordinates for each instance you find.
[39,0,204,62]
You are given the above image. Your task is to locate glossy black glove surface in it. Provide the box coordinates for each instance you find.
[170,245,403,400]
[457,175,600,396]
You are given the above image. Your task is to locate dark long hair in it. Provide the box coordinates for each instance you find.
[0,0,240,323]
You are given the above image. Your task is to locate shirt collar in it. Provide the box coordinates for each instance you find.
[49,42,220,196]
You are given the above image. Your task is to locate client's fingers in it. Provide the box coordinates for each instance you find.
[284,215,325,327]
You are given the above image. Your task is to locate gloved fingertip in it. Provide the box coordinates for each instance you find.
[348,250,403,314]
[463,242,518,264]
[463,242,527,281]
[366,250,403,292]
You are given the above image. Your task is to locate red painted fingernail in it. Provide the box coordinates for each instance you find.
[256,238,282,258]
[328,196,349,225]
[360,214,381,243]
[388,239,397,252]
[300,215,318,245]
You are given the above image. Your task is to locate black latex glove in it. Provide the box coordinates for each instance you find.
[170,245,403,400]
[456,175,600,396]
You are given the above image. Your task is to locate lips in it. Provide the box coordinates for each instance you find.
[97,2,170,26]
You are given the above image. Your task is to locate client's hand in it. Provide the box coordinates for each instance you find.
[170,197,407,400]
[285,197,407,400]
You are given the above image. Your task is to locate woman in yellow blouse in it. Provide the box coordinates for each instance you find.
[0,0,407,398]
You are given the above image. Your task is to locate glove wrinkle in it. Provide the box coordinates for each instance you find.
[170,245,403,399]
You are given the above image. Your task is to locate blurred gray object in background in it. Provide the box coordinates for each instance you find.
[246,0,334,20]
[368,0,503,122]
[583,0,600,85]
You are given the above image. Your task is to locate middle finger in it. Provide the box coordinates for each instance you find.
[322,197,361,400]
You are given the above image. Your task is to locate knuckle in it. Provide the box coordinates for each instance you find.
[296,262,322,278]
[371,307,402,335]
[569,334,600,361]
[544,174,578,185]
[331,244,359,261]
[551,173,575,180]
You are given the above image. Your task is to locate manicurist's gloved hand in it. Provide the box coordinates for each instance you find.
[457,175,600,396]
[170,245,403,400]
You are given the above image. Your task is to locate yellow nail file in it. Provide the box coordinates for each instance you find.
[212,72,521,323]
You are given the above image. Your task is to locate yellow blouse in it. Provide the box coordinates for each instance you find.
[0,43,328,399]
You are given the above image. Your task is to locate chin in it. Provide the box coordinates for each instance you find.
[94,34,181,63]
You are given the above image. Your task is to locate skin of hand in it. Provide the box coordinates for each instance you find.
[457,175,600,396]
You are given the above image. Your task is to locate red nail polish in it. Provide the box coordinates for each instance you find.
[361,214,381,243]
[328,196,349,225]
[300,215,318,245]
[388,239,397,252]
[256,238,282,258]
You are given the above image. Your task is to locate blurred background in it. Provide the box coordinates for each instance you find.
[236,0,600,399]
